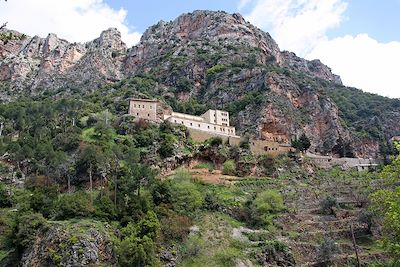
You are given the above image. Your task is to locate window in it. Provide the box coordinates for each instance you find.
[208,125,210,129]
[190,122,193,126]
[174,120,177,123]
[137,113,139,116]
[148,114,150,117]
[150,105,152,109]
[198,124,201,127]
[134,104,136,108]
[214,127,216,130]
[181,121,184,124]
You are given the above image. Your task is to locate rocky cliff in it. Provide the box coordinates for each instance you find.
[20,221,115,267]
[0,28,126,98]
[1,10,398,157]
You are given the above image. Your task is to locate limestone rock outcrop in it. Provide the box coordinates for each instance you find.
[1,10,397,157]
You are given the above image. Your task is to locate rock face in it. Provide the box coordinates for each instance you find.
[281,51,342,84]
[0,28,126,97]
[20,222,116,267]
[1,10,398,157]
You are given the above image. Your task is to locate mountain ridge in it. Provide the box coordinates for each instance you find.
[0,10,398,158]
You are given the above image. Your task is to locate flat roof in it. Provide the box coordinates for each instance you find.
[204,109,229,114]
[129,98,159,102]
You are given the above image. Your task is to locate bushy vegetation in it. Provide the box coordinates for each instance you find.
[222,160,236,175]
[0,72,397,266]
[233,189,286,228]
[319,196,338,215]
[369,143,400,264]
[324,85,400,139]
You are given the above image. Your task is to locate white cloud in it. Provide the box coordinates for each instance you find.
[242,0,347,55]
[308,34,400,98]
[238,0,252,10]
[240,0,400,99]
[0,0,141,46]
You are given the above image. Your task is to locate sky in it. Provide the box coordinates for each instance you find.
[0,0,399,98]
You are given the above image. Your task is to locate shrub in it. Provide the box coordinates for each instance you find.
[318,237,340,264]
[222,160,236,175]
[115,211,160,267]
[180,235,204,259]
[0,182,11,208]
[94,193,117,220]
[209,137,223,147]
[29,185,59,218]
[254,190,285,214]
[14,212,48,249]
[54,191,95,219]
[151,180,172,206]
[117,235,159,267]
[320,196,338,215]
[161,214,192,242]
[239,138,250,150]
[358,210,374,234]
[202,191,221,211]
[206,64,226,75]
[252,190,285,226]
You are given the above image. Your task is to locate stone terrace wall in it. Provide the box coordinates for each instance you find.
[306,152,381,170]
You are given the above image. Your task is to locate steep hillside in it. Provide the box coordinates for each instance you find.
[1,10,399,157]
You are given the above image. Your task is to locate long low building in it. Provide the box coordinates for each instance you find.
[164,111,238,138]
[129,98,239,138]
[128,98,292,156]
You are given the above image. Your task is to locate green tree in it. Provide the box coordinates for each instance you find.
[170,181,203,215]
[292,133,311,152]
[76,144,106,192]
[159,133,177,158]
[29,185,58,218]
[115,211,161,267]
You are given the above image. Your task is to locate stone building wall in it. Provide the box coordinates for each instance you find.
[250,139,293,156]
[201,110,230,126]
[129,99,159,122]
[165,113,237,137]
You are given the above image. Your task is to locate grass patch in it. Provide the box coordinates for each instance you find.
[193,162,214,171]
[80,127,96,142]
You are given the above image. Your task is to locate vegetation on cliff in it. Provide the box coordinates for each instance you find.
[0,9,399,267]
